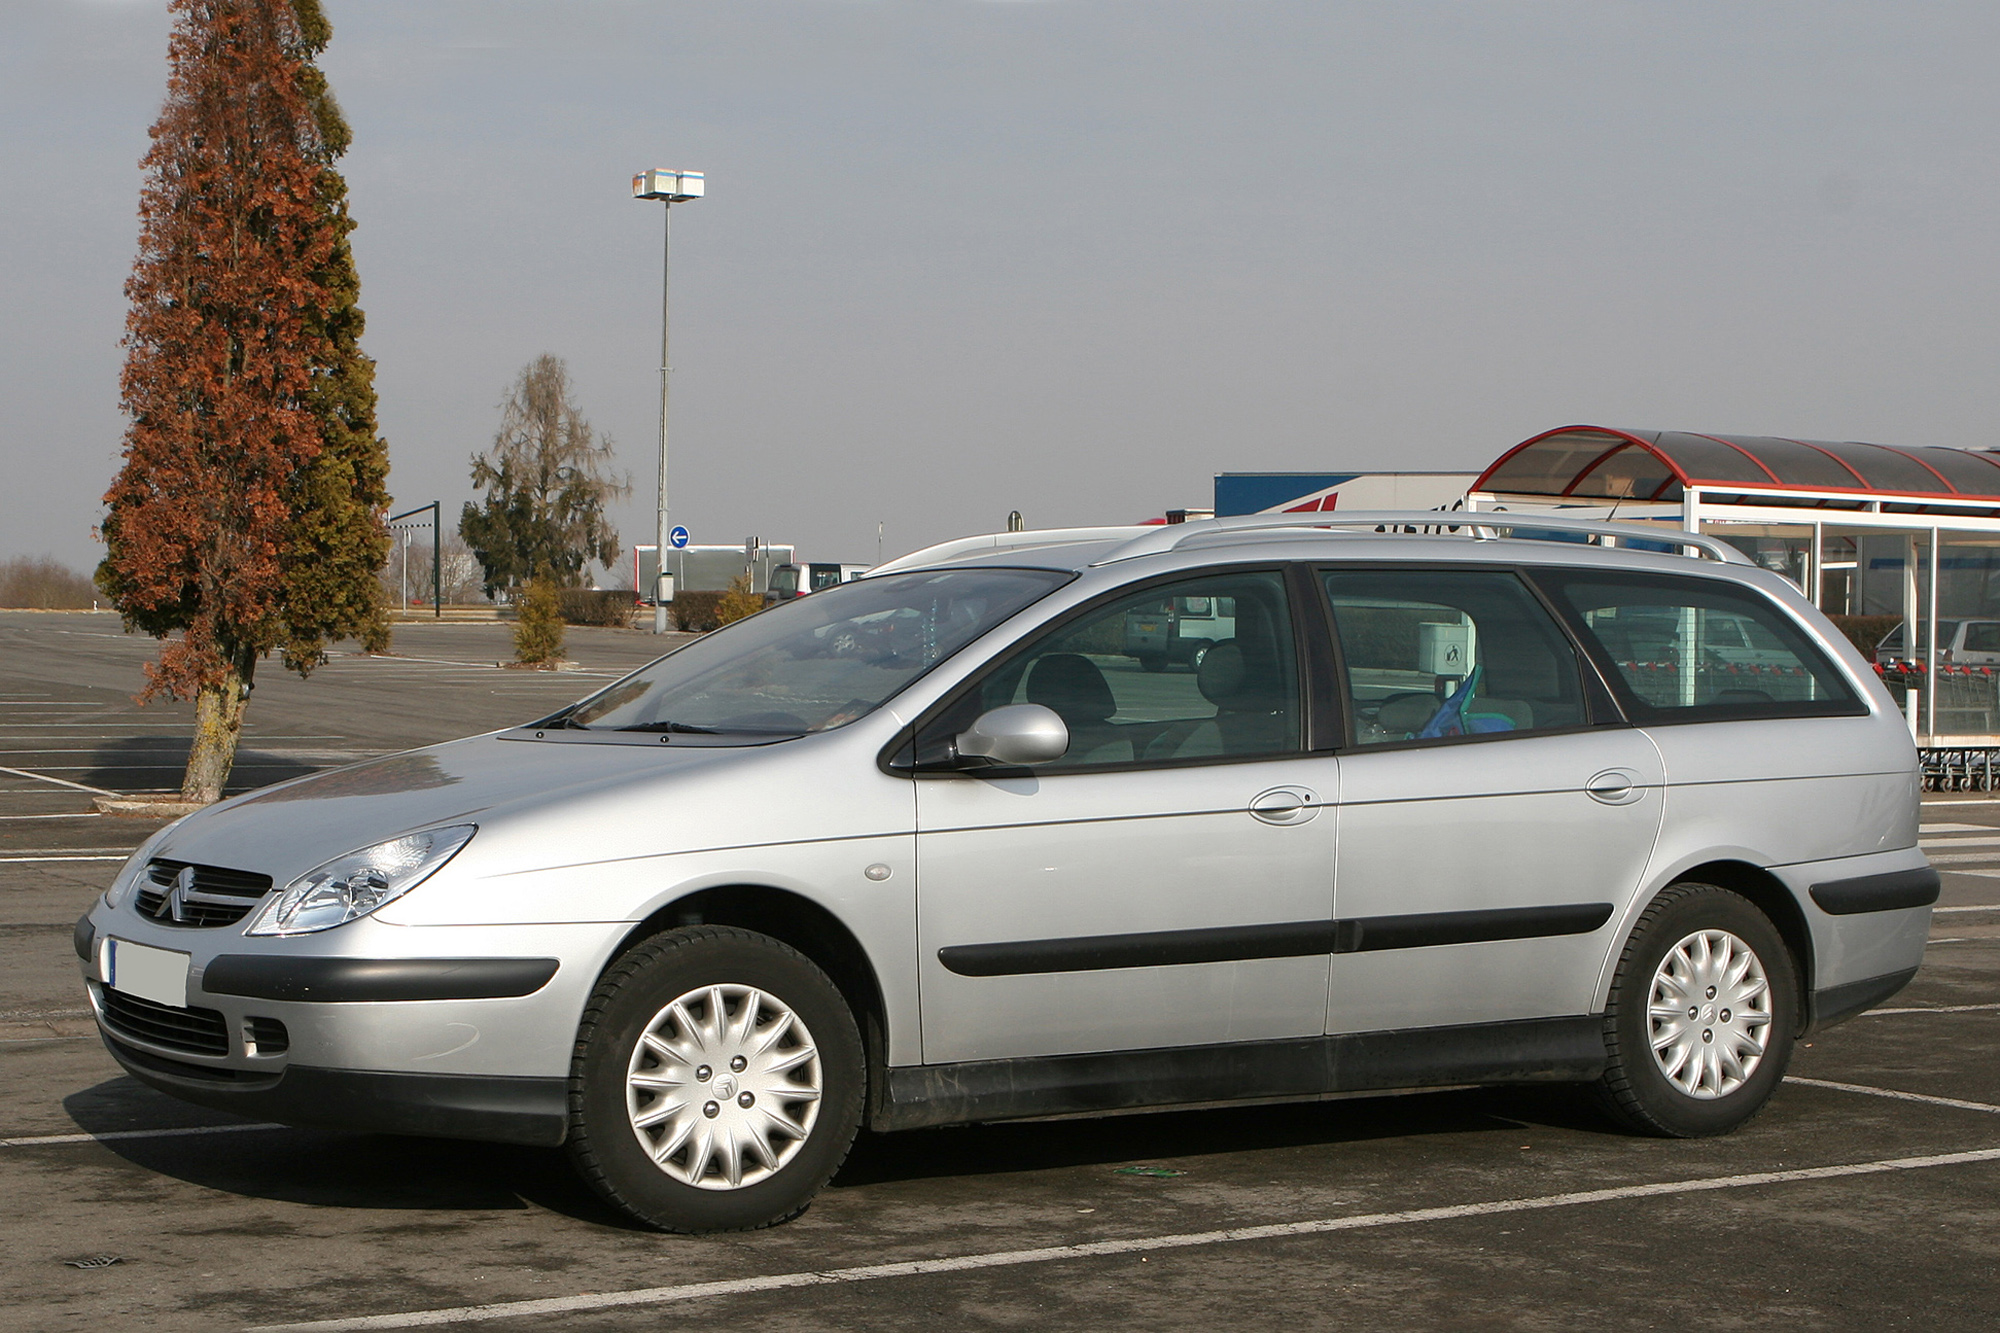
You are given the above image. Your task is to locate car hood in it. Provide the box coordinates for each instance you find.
[151,733,744,885]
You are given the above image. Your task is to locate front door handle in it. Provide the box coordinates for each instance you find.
[1250,786,1318,825]
[1585,769,1644,806]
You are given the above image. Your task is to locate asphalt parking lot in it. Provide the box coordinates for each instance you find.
[2,608,1996,1331]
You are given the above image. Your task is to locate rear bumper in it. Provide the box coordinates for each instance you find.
[102,1033,568,1146]
[1806,966,1918,1034]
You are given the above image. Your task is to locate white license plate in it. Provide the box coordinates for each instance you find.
[103,938,190,1009]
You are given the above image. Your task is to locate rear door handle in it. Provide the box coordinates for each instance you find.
[1585,769,1643,806]
[1249,786,1318,825]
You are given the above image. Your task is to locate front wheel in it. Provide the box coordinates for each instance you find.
[567,926,864,1232]
[1595,884,1798,1138]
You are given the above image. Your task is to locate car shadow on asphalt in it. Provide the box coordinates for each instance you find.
[60,1076,1616,1228]
[831,1083,1617,1188]
[61,1077,645,1230]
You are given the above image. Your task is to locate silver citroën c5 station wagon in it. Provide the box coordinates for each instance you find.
[77,514,1935,1232]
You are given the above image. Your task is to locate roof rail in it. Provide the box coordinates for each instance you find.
[1087,510,1753,566]
[866,526,1147,577]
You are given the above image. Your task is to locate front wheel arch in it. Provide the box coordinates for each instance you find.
[605,886,892,1120]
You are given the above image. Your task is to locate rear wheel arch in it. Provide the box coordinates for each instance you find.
[1623,861,1814,1032]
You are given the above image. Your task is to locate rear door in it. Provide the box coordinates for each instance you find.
[1321,566,1666,1035]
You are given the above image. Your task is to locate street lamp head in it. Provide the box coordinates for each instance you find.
[633,169,705,202]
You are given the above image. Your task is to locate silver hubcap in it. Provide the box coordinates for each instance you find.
[625,984,822,1190]
[1646,928,1772,1100]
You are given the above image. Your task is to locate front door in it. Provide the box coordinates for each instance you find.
[1319,565,1666,1036]
[913,567,1338,1064]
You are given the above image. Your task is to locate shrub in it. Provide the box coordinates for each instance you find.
[513,574,566,664]
[0,556,99,609]
[668,591,726,632]
[715,574,762,627]
[557,588,635,627]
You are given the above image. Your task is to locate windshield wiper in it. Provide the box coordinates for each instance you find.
[614,721,722,734]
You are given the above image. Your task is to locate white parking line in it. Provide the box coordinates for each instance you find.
[1932,904,2000,913]
[0,1121,288,1148]
[243,1145,2000,1332]
[0,812,100,821]
[1922,823,1990,834]
[1921,835,2000,848]
[0,765,117,797]
[1785,1077,2000,1115]
[0,856,126,863]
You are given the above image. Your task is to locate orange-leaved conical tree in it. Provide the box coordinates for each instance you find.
[98,0,389,804]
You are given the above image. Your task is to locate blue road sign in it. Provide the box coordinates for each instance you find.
[668,526,691,549]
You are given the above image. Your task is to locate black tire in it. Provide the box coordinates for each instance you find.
[1187,642,1211,672]
[567,926,864,1232]
[1595,883,1798,1138]
[1138,653,1167,673]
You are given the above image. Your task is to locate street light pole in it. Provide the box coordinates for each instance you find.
[633,169,705,633]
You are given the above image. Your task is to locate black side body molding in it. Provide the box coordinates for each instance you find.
[201,956,560,1003]
[1808,868,1941,916]
[875,1015,1608,1131]
[938,904,1614,977]
[1335,902,1613,953]
[1808,967,1919,1032]
[101,1035,567,1146]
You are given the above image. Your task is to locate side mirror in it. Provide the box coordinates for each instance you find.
[955,704,1069,767]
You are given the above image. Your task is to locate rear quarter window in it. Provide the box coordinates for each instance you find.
[1531,569,1867,724]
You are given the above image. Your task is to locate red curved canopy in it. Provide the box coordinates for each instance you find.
[1475,426,2000,505]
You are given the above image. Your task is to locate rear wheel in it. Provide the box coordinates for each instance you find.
[567,926,864,1232]
[1596,883,1797,1138]
[1137,652,1167,673]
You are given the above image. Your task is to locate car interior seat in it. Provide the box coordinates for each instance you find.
[1023,653,1133,764]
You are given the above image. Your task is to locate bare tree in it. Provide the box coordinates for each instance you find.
[458,355,628,595]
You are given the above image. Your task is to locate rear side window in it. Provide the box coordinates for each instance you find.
[1320,569,1590,747]
[1534,570,1863,722]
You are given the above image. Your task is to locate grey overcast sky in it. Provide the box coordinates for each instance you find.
[5,1,2000,577]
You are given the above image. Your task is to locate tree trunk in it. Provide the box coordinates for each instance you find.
[182,655,253,804]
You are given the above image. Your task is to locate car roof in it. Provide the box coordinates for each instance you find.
[867,512,1765,584]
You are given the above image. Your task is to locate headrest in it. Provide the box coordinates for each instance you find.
[1196,641,1248,704]
[1026,653,1117,724]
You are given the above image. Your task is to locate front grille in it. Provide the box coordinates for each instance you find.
[100,986,231,1056]
[135,859,273,928]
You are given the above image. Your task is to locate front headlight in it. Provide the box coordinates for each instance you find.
[245,825,476,936]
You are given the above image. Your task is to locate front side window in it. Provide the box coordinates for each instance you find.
[1534,570,1863,721]
[562,568,1069,738]
[917,569,1302,770]
[1322,569,1590,747]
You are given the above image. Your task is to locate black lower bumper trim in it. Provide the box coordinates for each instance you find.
[1809,868,1940,916]
[1809,967,1920,1032]
[200,956,559,1003]
[101,1034,567,1146]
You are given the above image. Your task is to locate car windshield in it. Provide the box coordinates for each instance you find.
[561,567,1071,735]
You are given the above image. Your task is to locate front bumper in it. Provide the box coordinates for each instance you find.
[101,1033,567,1146]
[78,898,630,1144]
